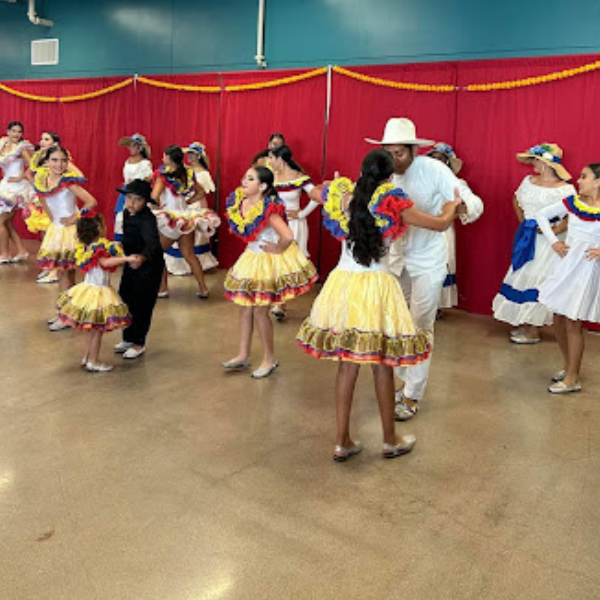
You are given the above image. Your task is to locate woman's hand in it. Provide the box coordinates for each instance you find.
[287,210,299,220]
[128,254,145,269]
[552,241,569,257]
[260,241,283,254]
[585,247,600,261]
[60,214,77,226]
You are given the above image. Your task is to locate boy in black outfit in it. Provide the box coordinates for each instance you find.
[114,179,165,359]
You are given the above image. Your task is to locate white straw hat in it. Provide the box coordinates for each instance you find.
[365,118,434,147]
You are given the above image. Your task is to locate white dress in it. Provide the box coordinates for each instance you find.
[492,176,576,326]
[439,177,484,308]
[165,169,219,275]
[0,139,35,214]
[114,159,153,241]
[537,197,600,322]
[275,176,319,257]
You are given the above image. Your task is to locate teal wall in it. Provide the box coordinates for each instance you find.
[1,0,600,80]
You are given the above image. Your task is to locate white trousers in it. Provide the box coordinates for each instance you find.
[393,265,446,400]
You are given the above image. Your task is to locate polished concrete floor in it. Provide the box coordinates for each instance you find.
[2,244,600,600]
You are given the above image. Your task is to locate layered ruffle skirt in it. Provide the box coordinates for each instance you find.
[224,241,318,306]
[24,200,51,233]
[37,224,78,270]
[57,283,131,332]
[0,178,35,214]
[296,269,431,367]
[156,208,221,241]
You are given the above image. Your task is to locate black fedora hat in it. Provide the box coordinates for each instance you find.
[116,179,156,204]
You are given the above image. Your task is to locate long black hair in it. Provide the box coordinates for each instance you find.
[347,149,395,267]
[164,145,189,188]
[269,145,304,173]
[254,166,278,199]
[588,164,600,179]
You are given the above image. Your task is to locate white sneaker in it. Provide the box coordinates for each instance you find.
[85,362,114,372]
[47,316,59,325]
[114,341,134,354]
[123,346,146,359]
[49,319,69,331]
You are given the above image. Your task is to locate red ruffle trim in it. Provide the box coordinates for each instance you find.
[78,247,119,273]
[376,195,413,240]
[230,200,286,242]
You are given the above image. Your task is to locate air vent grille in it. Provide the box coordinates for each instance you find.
[31,39,59,65]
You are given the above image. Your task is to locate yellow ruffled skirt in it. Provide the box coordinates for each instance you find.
[37,223,78,270]
[57,283,131,332]
[224,241,318,306]
[296,269,431,366]
[24,200,51,233]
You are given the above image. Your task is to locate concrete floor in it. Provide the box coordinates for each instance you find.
[2,245,600,600]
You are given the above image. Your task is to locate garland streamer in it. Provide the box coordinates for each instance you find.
[2,59,600,103]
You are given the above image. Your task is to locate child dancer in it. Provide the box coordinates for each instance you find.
[57,212,134,372]
[223,166,318,379]
[536,163,600,394]
[34,146,97,330]
[296,149,460,461]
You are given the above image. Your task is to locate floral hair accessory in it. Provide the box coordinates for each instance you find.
[516,143,571,180]
[80,208,97,219]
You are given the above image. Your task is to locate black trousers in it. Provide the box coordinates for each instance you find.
[119,267,163,346]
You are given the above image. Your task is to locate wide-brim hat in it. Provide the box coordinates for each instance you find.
[365,118,434,147]
[427,142,463,175]
[516,143,571,180]
[118,133,151,158]
[116,179,157,204]
[183,141,210,167]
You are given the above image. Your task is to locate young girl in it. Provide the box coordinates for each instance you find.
[536,164,600,394]
[223,166,318,379]
[152,145,220,298]
[27,130,83,284]
[165,142,219,274]
[57,212,135,372]
[296,149,460,461]
[0,121,35,263]
[114,134,153,242]
[34,146,97,330]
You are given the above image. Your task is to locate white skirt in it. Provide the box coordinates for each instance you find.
[539,237,600,322]
[289,217,310,257]
[0,177,35,214]
[439,225,457,309]
[164,229,219,275]
[492,231,563,327]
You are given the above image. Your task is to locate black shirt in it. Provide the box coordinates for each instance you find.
[122,206,164,276]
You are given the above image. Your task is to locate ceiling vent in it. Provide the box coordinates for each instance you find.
[31,38,59,65]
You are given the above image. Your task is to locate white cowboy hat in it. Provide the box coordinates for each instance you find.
[365,118,434,147]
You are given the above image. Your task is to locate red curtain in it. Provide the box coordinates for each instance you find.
[2,54,600,317]
[219,69,327,266]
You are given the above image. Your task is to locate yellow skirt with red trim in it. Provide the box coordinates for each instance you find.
[57,283,131,332]
[296,269,431,367]
[37,223,78,270]
[24,201,51,233]
[224,241,318,306]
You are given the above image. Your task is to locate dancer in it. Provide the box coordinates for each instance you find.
[365,118,467,421]
[0,121,35,264]
[492,143,575,343]
[114,134,153,242]
[427,142,484,309]
[115,180,165,360]
[223,166,318,379]
[27,131,83,284]
[251,133,286,168]
[57,211,134,372]
[35,146,97,330]
[165,142,218,275]
[536,164,600,393]
[297,149,460,461]
[152,145,220,298]
[269,144,322,320]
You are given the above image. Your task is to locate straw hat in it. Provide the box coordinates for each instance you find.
[365,118,434,147]
[427,142,463,175]
[183,142,210,168]
[118,133,151,158]
[516,143,571,180]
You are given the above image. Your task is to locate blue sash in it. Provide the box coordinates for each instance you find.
[511,219,537,271]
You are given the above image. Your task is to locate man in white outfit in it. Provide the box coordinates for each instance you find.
[366,118,483,420]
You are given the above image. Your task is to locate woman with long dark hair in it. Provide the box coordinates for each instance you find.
[297,149,460,461]
[151,145,220,298]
